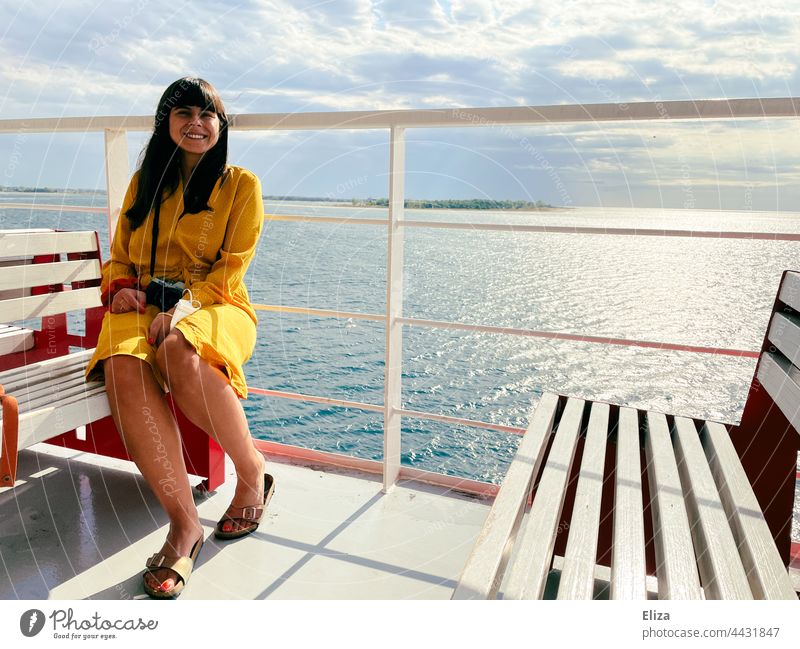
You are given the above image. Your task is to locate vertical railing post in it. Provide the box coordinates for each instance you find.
[103,128,129,247]
[383,125,406,492]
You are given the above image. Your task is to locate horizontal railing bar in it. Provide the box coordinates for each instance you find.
[265,214,388,225]
[6,207,800,242]
[402,220,800,241]
[397,407,527,435]
[252,438,500,497]
[252,304,386,321]
[398,465,500,496]
[396,316,761,358]
[0,115,153,133]
[247,385,528,435]
[250,302,759,357]
[0,203,107,213]
[1,98,798,134]
[230,98,800,129]
[7,204,800,244]
[247,386,384,413]
[254,438,383,474]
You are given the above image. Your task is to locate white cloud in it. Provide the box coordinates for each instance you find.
[2,0,800,207]
[449,0,497,24]
[556,60,632,81]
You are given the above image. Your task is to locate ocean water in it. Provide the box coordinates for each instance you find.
[1,193,798,539]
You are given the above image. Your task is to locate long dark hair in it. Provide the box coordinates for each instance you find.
[125,77,229,229]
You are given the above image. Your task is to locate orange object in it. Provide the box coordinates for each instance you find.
[0,384,19,486]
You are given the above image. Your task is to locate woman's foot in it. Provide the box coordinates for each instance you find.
[143,521,205,595]
[215,452,273,538]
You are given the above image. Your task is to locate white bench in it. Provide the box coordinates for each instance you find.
[0,230,109,486]
[0,229,225,491]
[453,271,800,600]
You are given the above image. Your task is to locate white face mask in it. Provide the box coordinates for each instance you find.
[170,290,201,330]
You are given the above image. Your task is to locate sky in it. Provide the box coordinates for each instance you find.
[1,0,799,210]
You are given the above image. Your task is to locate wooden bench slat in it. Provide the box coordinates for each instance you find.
[0,259,101,291]
[15,375,101,412]
[611,406,647,599]
[16,389,110,450]
[5,373,86,406]
[0,326,29,338]
[673,416,753,599]
[451,392,560,600]
[2,287,101,324]
[504,397,585,599]
[778,270,800,312]
[557,401,610,600]
[768,311,800,366]
[702,421,797,599]
[0,326,34,355]
[5,362,91,399]
[0,350,107,445]
[757,351,800,437]
[0,230,98,257]
[0,349,96,391]
[645,411,703,599]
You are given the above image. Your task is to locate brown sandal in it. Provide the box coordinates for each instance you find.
[143,534,204,599]
[214,473,275,540]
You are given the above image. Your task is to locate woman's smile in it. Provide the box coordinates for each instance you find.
[169,105,220,159]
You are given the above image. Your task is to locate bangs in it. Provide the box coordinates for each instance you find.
[175,79,224,114]
[156,77,227,121]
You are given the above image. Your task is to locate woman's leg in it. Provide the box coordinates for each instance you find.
[103,355,203,592]
[155,330,265,534]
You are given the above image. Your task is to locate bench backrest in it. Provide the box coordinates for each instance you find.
[0,230,103,368]
[0,230,102,317]
[732,269,800,564]
[756,270,800,434]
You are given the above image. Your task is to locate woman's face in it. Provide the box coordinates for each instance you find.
[168,105,220,162]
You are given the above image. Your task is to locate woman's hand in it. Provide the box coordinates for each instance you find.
[148,310,175,347]
[111,288,146,314]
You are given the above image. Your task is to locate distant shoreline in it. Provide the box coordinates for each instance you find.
[0,188,563,211]
[273,202,572,213]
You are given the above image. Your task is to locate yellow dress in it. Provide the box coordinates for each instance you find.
[85,165,264,398]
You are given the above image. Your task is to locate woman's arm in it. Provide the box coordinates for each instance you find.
[100,175,141,306]
[188,171,264,307]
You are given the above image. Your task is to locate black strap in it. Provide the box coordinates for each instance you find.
[149,189,162,278]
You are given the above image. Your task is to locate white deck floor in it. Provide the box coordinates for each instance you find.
[0,443,491,600]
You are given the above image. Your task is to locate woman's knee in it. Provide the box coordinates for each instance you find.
[155,331,198,386]
[103,355,150,400]
[104,355,142,381]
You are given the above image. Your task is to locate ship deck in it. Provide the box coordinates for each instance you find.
[0,443,490,600]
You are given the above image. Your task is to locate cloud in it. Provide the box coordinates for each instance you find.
[5,0,799,114]
[1,0,800,209]
[556,59,632,81]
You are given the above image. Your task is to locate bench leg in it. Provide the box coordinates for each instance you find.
[0,389,19,486]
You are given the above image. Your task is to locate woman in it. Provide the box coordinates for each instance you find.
[86,77,274,599]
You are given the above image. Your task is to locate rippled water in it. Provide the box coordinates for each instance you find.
[2,194,798,539]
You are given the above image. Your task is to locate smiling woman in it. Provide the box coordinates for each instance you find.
[169,106,220,172]
[82,77,272,600]
[124,78,230,230]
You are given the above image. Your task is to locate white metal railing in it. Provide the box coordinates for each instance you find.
[2,97,799,490]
